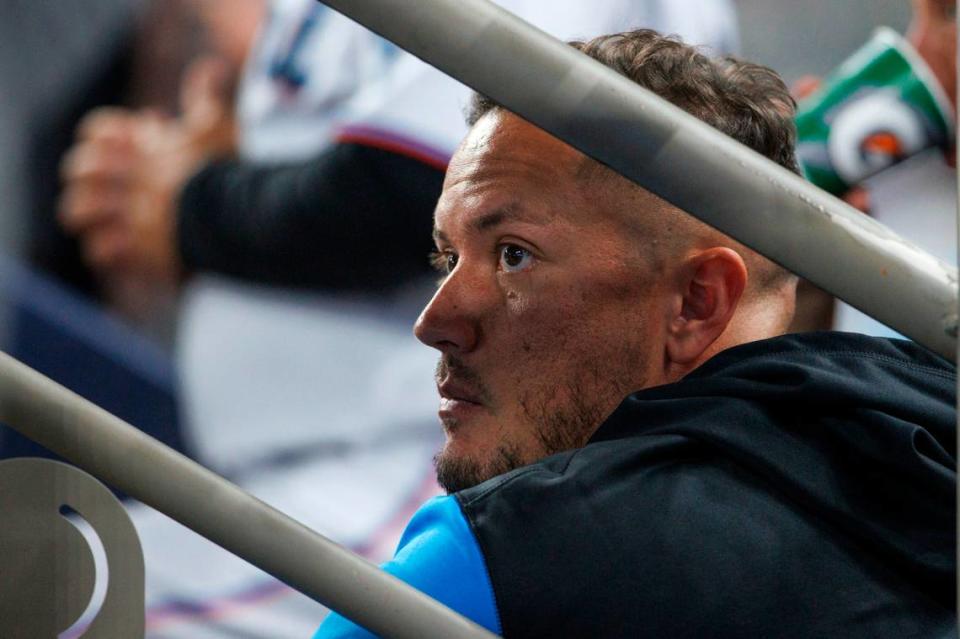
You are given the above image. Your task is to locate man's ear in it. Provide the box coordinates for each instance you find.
[666,247,747,365]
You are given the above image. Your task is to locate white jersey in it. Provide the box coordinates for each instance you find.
[237,0,395,161]
[239,0,739,162]
[150,2,741,637]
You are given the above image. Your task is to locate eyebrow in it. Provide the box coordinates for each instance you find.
[433,203,547,242]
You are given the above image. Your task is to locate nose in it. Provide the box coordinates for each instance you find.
[414,270,481,354]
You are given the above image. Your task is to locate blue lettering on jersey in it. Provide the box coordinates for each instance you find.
[269,4,327,91]
[379,38,400,61]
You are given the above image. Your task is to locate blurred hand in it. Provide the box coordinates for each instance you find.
[907,0,957,108]
[59,57,237,288]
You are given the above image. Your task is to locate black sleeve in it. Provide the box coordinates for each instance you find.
[176,142,443,292]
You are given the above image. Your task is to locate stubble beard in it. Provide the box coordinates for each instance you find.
[433,356,628,494]
[434,439,524,495]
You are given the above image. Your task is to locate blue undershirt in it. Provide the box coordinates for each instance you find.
[313,495,501,638]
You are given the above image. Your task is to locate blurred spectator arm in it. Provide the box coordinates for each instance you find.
[177,144,442,291]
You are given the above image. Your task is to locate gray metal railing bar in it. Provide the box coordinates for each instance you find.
[318,0,959,361]
[0,350,496,639]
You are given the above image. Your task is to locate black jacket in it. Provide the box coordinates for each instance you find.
[457,332,956,638]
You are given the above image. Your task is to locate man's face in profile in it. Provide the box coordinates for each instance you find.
[415,111,665,493]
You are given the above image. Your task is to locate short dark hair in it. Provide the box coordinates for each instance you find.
[467,29,800,175]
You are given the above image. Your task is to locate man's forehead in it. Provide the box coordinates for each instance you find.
[432,201,553,242]
[434,112,593,232]
[446,112,585,186]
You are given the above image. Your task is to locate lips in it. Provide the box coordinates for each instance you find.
[437,379,485,406]
[434,357,491,428]
[436,378,487,428]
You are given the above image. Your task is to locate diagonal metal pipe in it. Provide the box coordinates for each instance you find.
[0,351,496,639]
[318,0,959,361]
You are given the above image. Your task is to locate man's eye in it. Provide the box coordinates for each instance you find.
[429,250,458,274]
[499,244,533,272]
[446,253,459,272]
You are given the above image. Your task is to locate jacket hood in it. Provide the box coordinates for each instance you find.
[594,331,956,605]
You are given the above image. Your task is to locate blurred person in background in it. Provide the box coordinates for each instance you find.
[0,0,248,463]
[58,0,741,635]
[21,0,260,337]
